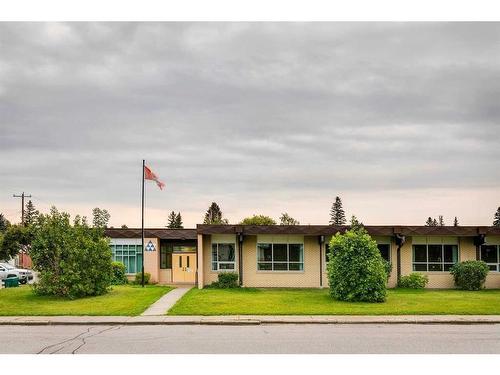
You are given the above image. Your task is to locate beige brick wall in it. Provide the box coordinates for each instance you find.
[242,235,321,288]
[158,269,172,284]
[143,237,159,283]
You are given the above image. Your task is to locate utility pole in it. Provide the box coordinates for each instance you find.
[13,192,32,226]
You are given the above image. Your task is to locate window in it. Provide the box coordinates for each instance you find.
[480,245,499,271]
[212,243,235,271]
[377,244,391,262]
[110,244,143,274]
[412,244,458,271]
[257,243,304,271]
[160,244,172,269]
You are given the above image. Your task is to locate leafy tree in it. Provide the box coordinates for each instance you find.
[0,224,32,261]
[121,224,128,229]
[167,211,177,228]
[349,215,364,230]
[0,213,10,232]
[493,207,500,227]
[329,196,346,225]
[438,215,445,226]
[240,215,277,225]
[30,207,113,299]
[92,207,110,228]
[24,200,39,226]
[279,213,300,225]
[203,202,229,224]
[453,216,459,226]
[425,217,438,226]
[327,220,387,302]
[175,212,183,229]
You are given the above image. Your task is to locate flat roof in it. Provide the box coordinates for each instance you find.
[104,228,197,240]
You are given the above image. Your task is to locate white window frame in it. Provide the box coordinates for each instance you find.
[211,243,236,272]
[257,243,304,272]
[480,244,500,272]
[412,243,459,272]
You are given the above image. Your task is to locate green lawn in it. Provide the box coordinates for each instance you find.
[168,288,500,315]
[0,285,172,316]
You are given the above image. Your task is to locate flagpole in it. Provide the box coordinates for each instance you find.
[141,159,145,288]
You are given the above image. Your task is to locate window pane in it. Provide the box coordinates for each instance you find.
[129,255,136,273]
[273,244,288,261]
[413,245,427,262]
[377,244,390,261]
[257,244,272,261]
[212,262,218,271]
[413,263,427,271]
[428,245,442,262]
[212,244,217,262]
[481,245,498,263]
[289,263,304,271]
[219,263,235,270]
[218,244,235,261]
[488,264,498,271]
[137,254,143,272]
[428,263,443,271]
[444,263,454,271]
[273,262,288,271]
[289,244,303,262]
[258,263,272,270]
[173,245,197,252]
[443,245,458,263]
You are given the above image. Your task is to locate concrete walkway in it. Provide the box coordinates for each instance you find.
[1,315,500,325]
[141,286,192,316]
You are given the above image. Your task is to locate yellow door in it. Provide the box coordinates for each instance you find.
[172,253,197,284]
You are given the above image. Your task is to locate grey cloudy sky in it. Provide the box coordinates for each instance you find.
[1,22,499,227]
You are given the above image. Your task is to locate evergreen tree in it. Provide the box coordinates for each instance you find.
[203,202,229,224]
[279,213,300,225]
[167,211,177,228]
[0,213,10,232]
[329,196,346,225]
[493,207,500,227]
[425,217,437,226]
[174,212,183,229]
[121,224,128,229]
[24,200,39,226]
[433,218,438,226]
[453,217,459,226]
[438,215,445,226]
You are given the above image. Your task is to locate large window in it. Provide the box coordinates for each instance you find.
[412,244,458,271]
[480,245,499,271]
[257,243,304,271]
[110,244,143,274]
[160,244,172,269]
[211,243,236,271]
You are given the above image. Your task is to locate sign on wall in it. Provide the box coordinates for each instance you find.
[145,240,156,252]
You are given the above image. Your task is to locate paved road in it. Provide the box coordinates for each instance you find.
[1,324,499,354]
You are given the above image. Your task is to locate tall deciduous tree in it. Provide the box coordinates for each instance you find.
[279,213,300,225]
[493,207,500,227]
[0,213,10,232]
[240,215,276,225]
[0,224,31,261]
[92,208,110,228]
[329,196,346,225]
[453,217,459,226]
[24,200,39,226]
[203,202,229,224]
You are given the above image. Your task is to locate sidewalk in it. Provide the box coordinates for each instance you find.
[1,315,499,325]
[141,286,192,316]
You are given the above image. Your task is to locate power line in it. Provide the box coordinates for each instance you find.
[12,192,32,226]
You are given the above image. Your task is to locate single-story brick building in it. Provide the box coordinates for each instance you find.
[105,225,500,289]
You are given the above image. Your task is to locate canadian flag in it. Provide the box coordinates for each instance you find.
[144,165,165,190]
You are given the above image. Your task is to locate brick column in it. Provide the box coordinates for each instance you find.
[197,233,204,289]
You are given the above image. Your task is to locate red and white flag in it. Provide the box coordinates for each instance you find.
[144,165,165,190]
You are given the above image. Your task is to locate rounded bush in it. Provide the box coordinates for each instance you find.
[450,260,489,290]
[327,227,387,302]
[134,272,151,285]
[211,272,239,288]
[398,273,429,289]
[111,261,128,285]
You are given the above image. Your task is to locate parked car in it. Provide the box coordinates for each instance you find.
[0,263,34,284]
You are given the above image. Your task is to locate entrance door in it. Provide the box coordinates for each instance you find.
[172,253,197,284]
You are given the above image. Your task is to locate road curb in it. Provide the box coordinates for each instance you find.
[1,316,500,326]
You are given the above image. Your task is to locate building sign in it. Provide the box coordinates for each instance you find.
[145,241,156,252]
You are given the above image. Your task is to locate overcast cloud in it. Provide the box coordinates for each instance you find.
[1,22,499,227]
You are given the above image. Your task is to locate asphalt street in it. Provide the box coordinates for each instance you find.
[1,323,499,354]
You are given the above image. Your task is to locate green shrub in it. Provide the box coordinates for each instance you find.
[450,260,489,290]
[398,273,429,289]
[210,272,239,288]
[134,272,151,285]
[382,260,392,281]
[30,207,113,299]
[111,261,128,285]
[327,224,387,302]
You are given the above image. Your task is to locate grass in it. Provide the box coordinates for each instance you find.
[0,284,172,316]
[168,288,500,315]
